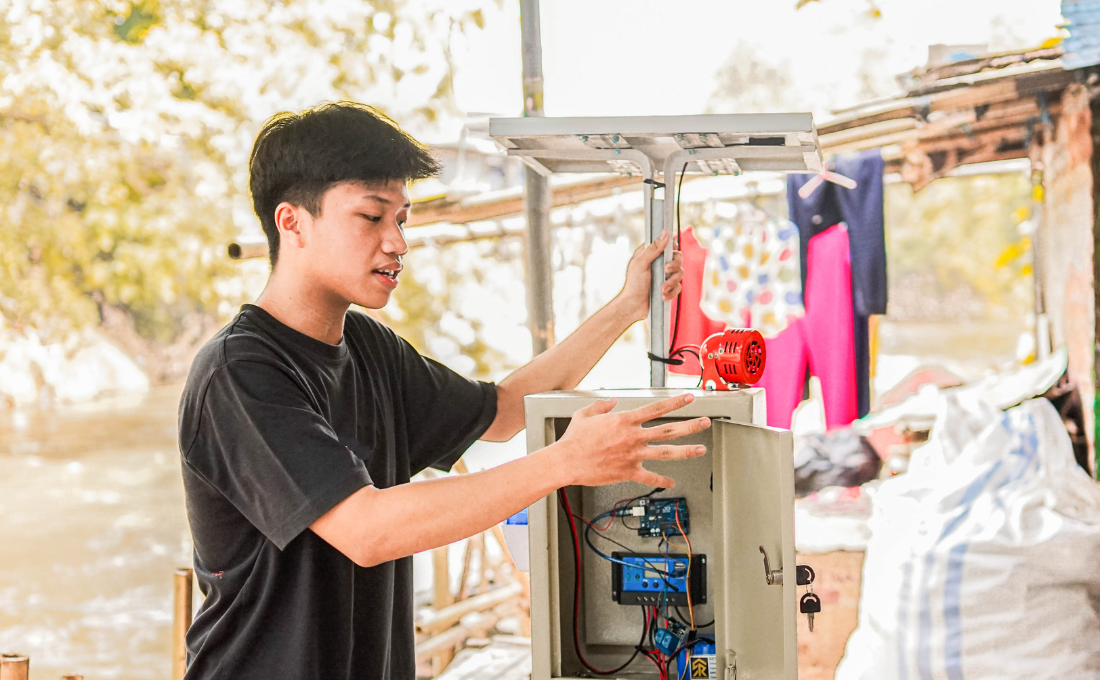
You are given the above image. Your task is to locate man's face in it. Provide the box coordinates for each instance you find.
[299,179,411,310]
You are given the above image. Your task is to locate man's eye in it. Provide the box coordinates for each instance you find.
[360,214,382,223]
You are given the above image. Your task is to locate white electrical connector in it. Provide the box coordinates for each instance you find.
[631,506,645,517]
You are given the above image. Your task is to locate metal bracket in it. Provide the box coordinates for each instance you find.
[759,546,783,586]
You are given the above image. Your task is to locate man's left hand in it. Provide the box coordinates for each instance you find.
[617,229,684,323]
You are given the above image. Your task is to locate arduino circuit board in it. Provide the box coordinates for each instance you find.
[632,497,690,538]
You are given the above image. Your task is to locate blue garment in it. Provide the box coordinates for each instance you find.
[787,149,887,317]
[787,149,887,418]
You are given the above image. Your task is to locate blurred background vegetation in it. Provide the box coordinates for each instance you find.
[0,0,487,379]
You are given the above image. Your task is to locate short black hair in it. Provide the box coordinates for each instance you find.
[249,101,440,266]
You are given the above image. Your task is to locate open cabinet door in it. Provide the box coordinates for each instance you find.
[712,420,796,680]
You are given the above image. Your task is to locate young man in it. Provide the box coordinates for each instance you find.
[177,102,710,679]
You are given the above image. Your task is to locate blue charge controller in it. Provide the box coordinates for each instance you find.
[610,552,707,606]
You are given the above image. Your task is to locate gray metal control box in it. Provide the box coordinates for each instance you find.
[524,388,796,680]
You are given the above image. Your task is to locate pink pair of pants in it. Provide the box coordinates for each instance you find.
[758,224,858,430]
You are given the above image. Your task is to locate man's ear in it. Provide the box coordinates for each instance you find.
[274,202,306,250]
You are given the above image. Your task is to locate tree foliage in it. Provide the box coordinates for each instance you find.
[885,173,1036,322]
[0,0,484,343]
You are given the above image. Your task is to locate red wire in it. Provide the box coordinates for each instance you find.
[557,489,644,676]
[642,649,666,680]
[643,605,669,680]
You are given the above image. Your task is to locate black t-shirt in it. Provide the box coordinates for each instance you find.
[177,304,497,680]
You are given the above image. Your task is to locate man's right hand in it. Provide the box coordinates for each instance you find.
[551,393,711,489]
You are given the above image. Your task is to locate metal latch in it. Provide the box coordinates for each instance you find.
[759,546,783,586]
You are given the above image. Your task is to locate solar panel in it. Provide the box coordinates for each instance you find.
[489,114,822,177]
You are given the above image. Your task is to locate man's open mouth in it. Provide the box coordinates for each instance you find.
[373,268,400,283]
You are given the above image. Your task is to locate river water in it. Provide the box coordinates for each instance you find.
[0,385,191,680]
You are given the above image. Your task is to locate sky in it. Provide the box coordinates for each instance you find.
[444,0,1063,133]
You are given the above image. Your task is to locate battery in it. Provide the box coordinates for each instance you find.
[676,639,717,680]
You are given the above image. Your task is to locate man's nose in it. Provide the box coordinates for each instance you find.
[383,220,409,257]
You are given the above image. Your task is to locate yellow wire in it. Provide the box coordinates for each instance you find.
[673,506,695,629]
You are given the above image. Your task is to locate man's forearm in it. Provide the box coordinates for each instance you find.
[312,443,571,567]
[481,296,638,440]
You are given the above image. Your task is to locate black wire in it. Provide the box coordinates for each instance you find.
[671,347,700,360]
[674,607,714,629]
[583,515,676,578]
[576,516,638,554]
[648,352,685,366]
[648,606,660,649]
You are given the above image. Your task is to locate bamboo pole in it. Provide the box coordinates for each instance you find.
[431,547,455,610]
[455,536,476,601]
[451,459,531,636]
[60,676,84,679]
[417,611,497,662]
[431,648,453,676]
[430,546,455,674]
[417,580,524,635]
[417,622,475,662]
[416,598,525,664]
[0,654,28,680]
[172,568,194,680]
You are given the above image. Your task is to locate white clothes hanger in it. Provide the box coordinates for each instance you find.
[796,168,858,199]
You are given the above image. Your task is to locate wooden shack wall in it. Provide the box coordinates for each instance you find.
[1037,83,1097,462]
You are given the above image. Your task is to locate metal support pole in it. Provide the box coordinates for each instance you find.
[520,0,554,355]
[648,187,666,387]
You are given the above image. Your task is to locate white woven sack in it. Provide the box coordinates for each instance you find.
[837,395,1100,680]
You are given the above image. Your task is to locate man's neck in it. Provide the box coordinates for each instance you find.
[254,270,348,346]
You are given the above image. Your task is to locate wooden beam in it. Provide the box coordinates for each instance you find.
[821,64,1071,138]
[172,568,194,680]
[0,654,29,680]
[904,46,1063,90]
[818,102,920,136]
[417,581,524,635]
[415,600,524,662]
[819,117,918,149]
[823,130,920,156]
[1090,93,1100,478]
[407,174,641,227]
